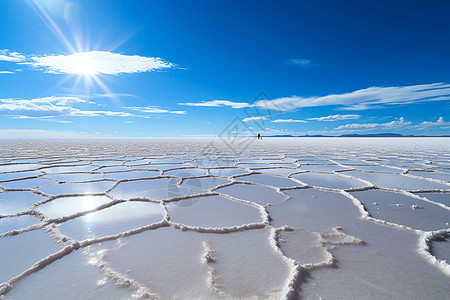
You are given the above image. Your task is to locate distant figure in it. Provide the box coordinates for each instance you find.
[257,133,262,140]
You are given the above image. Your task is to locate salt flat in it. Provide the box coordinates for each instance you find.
[0,137,449,299]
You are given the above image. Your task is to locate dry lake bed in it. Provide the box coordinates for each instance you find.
[0,137,449,299]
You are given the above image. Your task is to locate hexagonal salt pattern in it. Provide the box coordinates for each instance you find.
[1,138,449,300]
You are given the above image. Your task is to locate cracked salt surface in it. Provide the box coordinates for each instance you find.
[0,137,449,299]
[343,170,450,191]
[0,171,43,182]
[431,237,450,263]
[38,181,115,196]
[0,230,61,283]
[416,192,450,206]
[166,195,263,228]
[42,173,105,183]
[298,164,351,172]
[36,195,113,219]
[0,178,55,189]
[103,170,160,180]
[0,192,44,215]
[215,183,287,206]
[290,172,370,190]
[208,168,249,177]
[59,201,163,240]
[6,249,135,300]
[0,215,38,235]
[235,173,303,188]
[351,190,450,231]
[407,170,450,182]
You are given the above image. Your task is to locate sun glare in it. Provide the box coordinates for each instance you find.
[28,0,130,102]
[70,52,96,75]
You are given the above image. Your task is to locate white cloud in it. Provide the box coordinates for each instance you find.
[255,83,450,111]
[0,96,134,118]
[71,110,133,117]
[48,96,87,106]
[420,117,450,127]
[286,58,315,67]
[130,106,169,113]
[170,110,187,114]
[0,50,26,62]
[179,99,251,109]
[182,83,450,112]
[271,118,308,123]
[334,117,411,131]
[307,114,361,121]
[13,116,73,123]
[23,51,174,75]
[1,49,174,75]
[0,71,14,74]
[242,116,267,122]
[126,106,187,115]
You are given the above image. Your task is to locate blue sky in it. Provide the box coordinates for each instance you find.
[0,0,449,138]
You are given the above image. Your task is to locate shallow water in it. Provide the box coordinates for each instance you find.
[0,137,449,299]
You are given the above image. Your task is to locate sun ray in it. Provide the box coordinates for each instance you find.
[106,28,141,52]
[27,0,141,104]
[91,75,122,106]
[28,0,76,53]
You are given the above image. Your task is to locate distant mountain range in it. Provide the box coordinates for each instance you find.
[264,133,450,137]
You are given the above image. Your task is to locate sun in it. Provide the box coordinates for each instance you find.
[68,52,97,76]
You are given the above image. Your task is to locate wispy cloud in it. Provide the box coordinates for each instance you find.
[12,115,73,123]
[0,96,134,118]
[285,58,316,67]
[1,49,175,75]
[181,83,450,112]
[255,83,450,111]
[126,106,187,115]
[0,50,26,62]
[169,111,187,115]
[242,116,267,122]
[307,114,361,121]
[334,117,411,131]
[271,118,308,123]
[179,99,251,109]
[0,71,14,74]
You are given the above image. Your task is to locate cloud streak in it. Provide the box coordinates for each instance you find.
[271,119,308,123]
[307,114,361,121]
[126,106,187,115]
[181,83,450,111]
[0,96,134,118]
[179,99,251,109]
[285,58,316,67]
[334,117,411,131]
